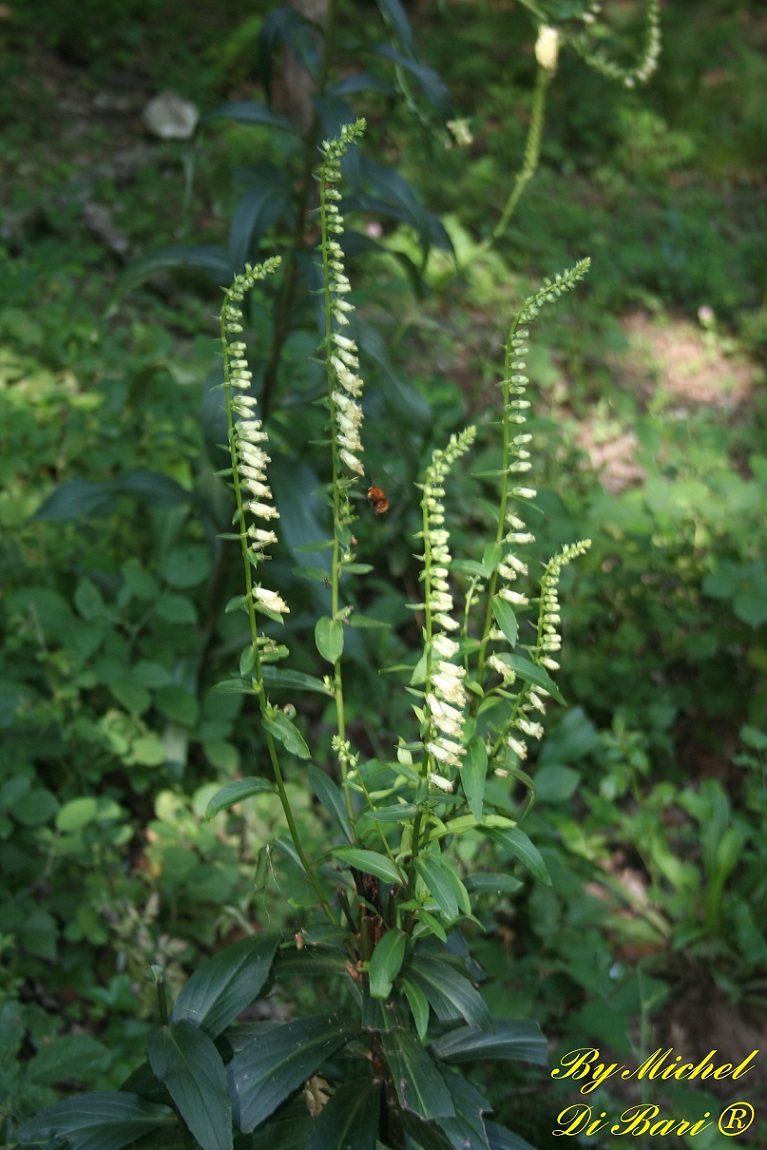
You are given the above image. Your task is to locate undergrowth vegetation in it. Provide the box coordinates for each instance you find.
[1,1,766,1147]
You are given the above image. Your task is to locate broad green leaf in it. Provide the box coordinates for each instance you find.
[402,976,430,1040]
[364,803,419,822]
[504,656,565,705]
[331,848,403,885]
[415,857,459,922]
[482,827,551,886]
[429,1020,547,1067]
[56,796,97,832]
[108,247,232,311]
[262,667,334,695]
[436,1068,491,1150]
[372,45,453,122]
[263,710,311,759]
[376,0,418,59]
[229,181,292,272]
[205,778,277,820]
[304,1079,381,1150]
[27,1034,110,1085]
[491,596,518,649]
[154,685,199,727]
[171,934,279,1037]
[308,765,353,842]
[15,1093,173,1150]
[200,100,298,134]
[463,874,523,896]
[381,1030,454,1120]
[147,1021,231,1150]
[228,1015,357,1132]
[315,616,345,664]
[369,929,407,999]
[461,737,487,823]
[405,955,490,1029]
[486,1122,538,1150]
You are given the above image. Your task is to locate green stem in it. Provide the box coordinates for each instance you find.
[261,0,337,419]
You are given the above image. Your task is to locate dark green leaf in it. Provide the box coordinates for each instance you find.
[32,479,117,520]
[372,45,453,121]
[315,616,345,664]
[376,0,418,59]
[147,1021,232,1150]
[171,934,279,1037]
[228,1015,357,1132]
[430,1020,547,1067]
[436,1069,492,1150]
[356,322,432,430]
[108,245,233,309]
[463,874,523,896]
[200,100,298,134]
[504,656,564,705]
[381,1030,454,1120]
[369,929,407,999]
[462,737,487,823]
[331,848,403,885]
[308,765,353,842]
[482,826,551,886]
[15,1093,173,1150]
[486,1121,537,1150]
[229,183,292,272]
[405,955,490,1028]
[415,857,459,922]
[304,1079,381,1150]
[491,597,518,649]
[205,778,277,820]
[263,710,311,759]
[263,666,335,695]
[402,976,430,1040]
[329,73,394,97]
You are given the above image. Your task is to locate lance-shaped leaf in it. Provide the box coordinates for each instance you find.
[491,596,518,649]
[263,709,311,759]
[381,1030,454,1121]
[504,655,565,705]
[171,934,279,1037]
[415,856,458,922]
[200,100,298,133]
[308,765,353,842]
[461,737,488,824]
[482,826,551,887]
[429,1020,547,1067]
[15,1093,174,1150]
[368,928,407,999]
[304,1079,381,1150]
[147,1021,232,1150]
[486,1122,537,1150]
[107,245,233,310]
[228,181,293,272]
[205,778,277,821]
[436,1070,492,1150]
[404,954,490,1029]
[331,847,403,885]
[228,1015,358,1132]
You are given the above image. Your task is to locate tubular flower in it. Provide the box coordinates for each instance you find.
[221,257,288,611]
[417,428,476,774]
[319,121,367,477]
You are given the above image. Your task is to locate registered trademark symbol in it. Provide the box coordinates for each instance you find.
[718,1102,755,1136]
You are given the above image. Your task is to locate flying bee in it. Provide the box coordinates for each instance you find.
[367,485,389,514]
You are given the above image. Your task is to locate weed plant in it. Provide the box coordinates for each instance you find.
[16,121,591,1150]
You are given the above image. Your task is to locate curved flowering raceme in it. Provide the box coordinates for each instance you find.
[220,256,289,622]
[319,120,367,482]
[417,428,477,779]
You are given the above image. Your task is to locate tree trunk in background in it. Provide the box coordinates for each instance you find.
[272,0,329,135]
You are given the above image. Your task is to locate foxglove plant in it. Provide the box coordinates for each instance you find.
[18,123,591,1150]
